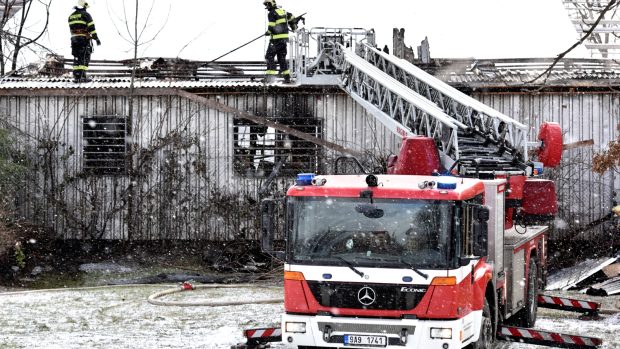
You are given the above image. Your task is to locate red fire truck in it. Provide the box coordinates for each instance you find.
[260,130,566,349]
[251,30,602,349]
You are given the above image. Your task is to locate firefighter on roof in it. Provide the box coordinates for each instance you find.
[263,0,302,83]
[68,0,101,83]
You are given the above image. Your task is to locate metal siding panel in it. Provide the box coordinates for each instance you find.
[474,92,617,239]
[6,89,615,242]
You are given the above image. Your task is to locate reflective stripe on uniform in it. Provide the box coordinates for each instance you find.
[275,18,287,24]
[268,22,276,26]
[271,33,288,40]
[265,70,278,75]
[69,20,87,25]
[71,34,88,37]
[73,65,89,71]
[90,30,97,35]
[87,21,95,27]
[281,70,290,75]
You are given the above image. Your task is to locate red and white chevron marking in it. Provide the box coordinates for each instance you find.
[244,328,282,339]
[538,295,600,311]
[500,326,602,347]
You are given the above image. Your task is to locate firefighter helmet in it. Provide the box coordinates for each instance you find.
[78,0,89,8]
[263,0,276,7]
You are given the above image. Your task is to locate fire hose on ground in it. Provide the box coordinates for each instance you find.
[147,281,284,307]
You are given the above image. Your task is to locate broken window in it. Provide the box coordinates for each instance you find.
[82,116,127,175]
[233,116,322,177]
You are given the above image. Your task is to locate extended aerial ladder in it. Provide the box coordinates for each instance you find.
[294,28,559,177]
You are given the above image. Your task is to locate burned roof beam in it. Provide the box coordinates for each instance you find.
[177,90,361,157]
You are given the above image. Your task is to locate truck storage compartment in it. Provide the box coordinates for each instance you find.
[519,179,557,224]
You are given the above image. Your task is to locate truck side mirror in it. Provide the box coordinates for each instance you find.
[473,206,489,257]
[260,199,285,260]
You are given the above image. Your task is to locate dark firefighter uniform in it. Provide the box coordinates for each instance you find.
[68,5,101,82]
[265,5,296,82]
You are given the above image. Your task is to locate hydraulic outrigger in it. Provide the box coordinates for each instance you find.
[233,293,604,349]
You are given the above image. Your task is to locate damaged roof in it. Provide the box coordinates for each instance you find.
[430,57,620,89]
[546,256,619,291]
[0,76,268,90]
[3,55,620,91]
[0,56,270,90]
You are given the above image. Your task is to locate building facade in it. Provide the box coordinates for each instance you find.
[0,56,618,240]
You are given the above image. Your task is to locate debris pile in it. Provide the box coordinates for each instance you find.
[587,263,620,297]
[546,255,620,296]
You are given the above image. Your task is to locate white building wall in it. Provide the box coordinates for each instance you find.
[475,92,620,238]
[0,90,398,240]
[1,89,615,240]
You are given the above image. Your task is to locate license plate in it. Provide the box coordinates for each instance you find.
[344,334,387,347]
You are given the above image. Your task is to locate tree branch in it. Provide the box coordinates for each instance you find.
[528,0,620,84]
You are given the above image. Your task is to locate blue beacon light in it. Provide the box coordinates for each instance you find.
[436,176,458,190]
[296,173,315,186]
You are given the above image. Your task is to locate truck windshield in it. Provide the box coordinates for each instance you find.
[288,197,454,269]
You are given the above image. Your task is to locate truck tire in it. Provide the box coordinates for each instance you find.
[470,298,493,349]
[515,259,538,328]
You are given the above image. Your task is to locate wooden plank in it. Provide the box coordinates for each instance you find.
[175,89,362,157]
[563,139,595,151]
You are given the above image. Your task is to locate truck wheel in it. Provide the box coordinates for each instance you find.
[516,259,538,328]
[471,298,493,349]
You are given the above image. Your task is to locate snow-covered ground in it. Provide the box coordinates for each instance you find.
[0,285,618,349]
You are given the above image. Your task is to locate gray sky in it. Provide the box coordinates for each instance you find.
[31,0,589,62]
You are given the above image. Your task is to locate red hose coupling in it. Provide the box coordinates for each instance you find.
[181,281,194,290]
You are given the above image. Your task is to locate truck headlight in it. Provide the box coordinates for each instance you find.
[285,322,307,333]
[430,328,452,339]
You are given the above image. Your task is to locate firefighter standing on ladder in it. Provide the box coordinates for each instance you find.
[263,0,301,83]
[68,0,101,83]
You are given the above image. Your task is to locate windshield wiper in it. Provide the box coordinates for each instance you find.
[334,256,365,278]
[399,259,429,280]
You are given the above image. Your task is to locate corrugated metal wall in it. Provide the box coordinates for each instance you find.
[0,89,616,240]
[474,92,620,238]
[0,90,400,240]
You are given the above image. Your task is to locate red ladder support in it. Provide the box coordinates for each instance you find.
[498,326,603,349]
[538,294,601,315]
[231,327,282,349]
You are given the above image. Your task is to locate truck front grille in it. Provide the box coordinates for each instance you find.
[317,322,416,334]
[306,281,428,310]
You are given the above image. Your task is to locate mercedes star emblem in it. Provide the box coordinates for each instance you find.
[357,286,377,306]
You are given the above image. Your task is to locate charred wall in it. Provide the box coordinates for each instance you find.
[0,89,399,241]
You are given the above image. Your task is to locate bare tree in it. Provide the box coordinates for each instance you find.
[0,0,53,75]
[106,0,171,240]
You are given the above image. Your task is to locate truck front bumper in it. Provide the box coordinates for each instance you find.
[281,312,482,349]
